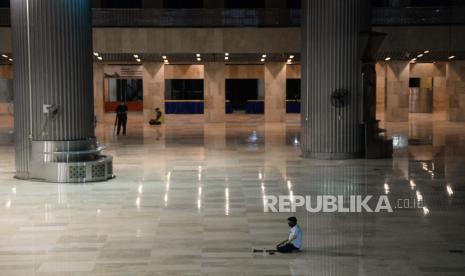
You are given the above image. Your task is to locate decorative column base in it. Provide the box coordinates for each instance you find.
[16,139,114,183]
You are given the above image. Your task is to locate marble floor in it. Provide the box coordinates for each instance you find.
[0,113,465,276]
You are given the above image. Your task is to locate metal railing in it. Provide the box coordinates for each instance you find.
[1,7,465,27]
[372,7,465,25]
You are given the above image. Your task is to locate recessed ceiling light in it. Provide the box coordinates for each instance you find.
[385,57,391,61]
[97,56,103,61]
[1,54,7,58]
[197,58,201,61]
[260,58,265,62]
[225,53,229,56]
[196,54,201,58]
[449,55,456,60]
[8,58,13,62]
[133,54,139,59]
[93,52,99,57]
[424,50,430,54]
[136,58,141,62]
[262,54,267,58]
[417,54,424,58]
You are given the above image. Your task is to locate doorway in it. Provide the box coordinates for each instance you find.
[226,79,263,113]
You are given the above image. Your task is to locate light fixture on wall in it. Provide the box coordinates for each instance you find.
[225,56,229,61]
[1,54,8,58]
[93,52,99,57]
[289,55,295,59]
[417,54,424,58]
[97,56,103,61]
[196,53,201,58]
[8,58,13,62]
[162,55,167,59]
[133,54,139,59]
[262,54,267,58]
[225,53,229,57]
[448,55,455,60]
[385,57,391,61]
[136,58,141,62]
[424,50,430,54]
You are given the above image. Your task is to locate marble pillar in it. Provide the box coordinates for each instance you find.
[93,63,105,123]
[143,63,165,123]
[384,61,410,122]
[264,62,286,123]
[375,63,386,119]
[204,63,226,123]
[301,0,371,159]
[446,61,465,122]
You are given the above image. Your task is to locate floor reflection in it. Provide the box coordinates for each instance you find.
[0,113,464,275]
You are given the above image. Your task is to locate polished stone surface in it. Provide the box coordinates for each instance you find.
[0,113,465,275]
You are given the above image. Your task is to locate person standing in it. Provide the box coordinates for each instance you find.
[276,217,302,253]
[115,102,128,136]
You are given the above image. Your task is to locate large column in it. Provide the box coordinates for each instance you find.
[384,61,410,122]
[11,0,112,182]
[302,0,371,159]
[93,63,105,123]
[446,61,465,121]
[143,62,165,123]
[264,62,286,123]
[204,62,225,123]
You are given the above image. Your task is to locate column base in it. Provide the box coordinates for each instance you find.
[302,152,363,160]
[16,139,114,183]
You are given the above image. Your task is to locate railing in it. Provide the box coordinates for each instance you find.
[1,7,465,27]
[372,7,465,25]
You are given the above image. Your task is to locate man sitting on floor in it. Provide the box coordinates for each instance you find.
[149,108,164,125]
[276,216,302,253]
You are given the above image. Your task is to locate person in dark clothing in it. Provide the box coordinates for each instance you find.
[276,217,302,253]
[115,102,128,136]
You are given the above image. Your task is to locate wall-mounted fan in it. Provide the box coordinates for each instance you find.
[331,89,351,108]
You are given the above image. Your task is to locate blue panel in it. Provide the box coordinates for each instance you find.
[165,102,204,114]
[246,101,264,114]
[226,102,234,114]
[286,102,301,113]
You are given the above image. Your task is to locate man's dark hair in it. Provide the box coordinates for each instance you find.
[288,217,297,224]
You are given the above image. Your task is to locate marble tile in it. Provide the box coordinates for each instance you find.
[0,113,465,275]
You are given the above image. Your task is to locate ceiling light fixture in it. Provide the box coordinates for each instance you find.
[9,58,13,62]
[424,50,430,54]
[197,58,201,62]
[136,58,141,62]
[289,55,295,59]
[385,57,391,61]
[262,54,267,58]
[196,53,201,58]
[1,54,7,58]
[97,56,103,61]
[162,55,167,59]
[417,54,424,58]
[133,54,139,59]
[93,52,99,57]
[225,56,229,60]
[260,58,265,62]
[225,53,229,56]
[449,55,456,60]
